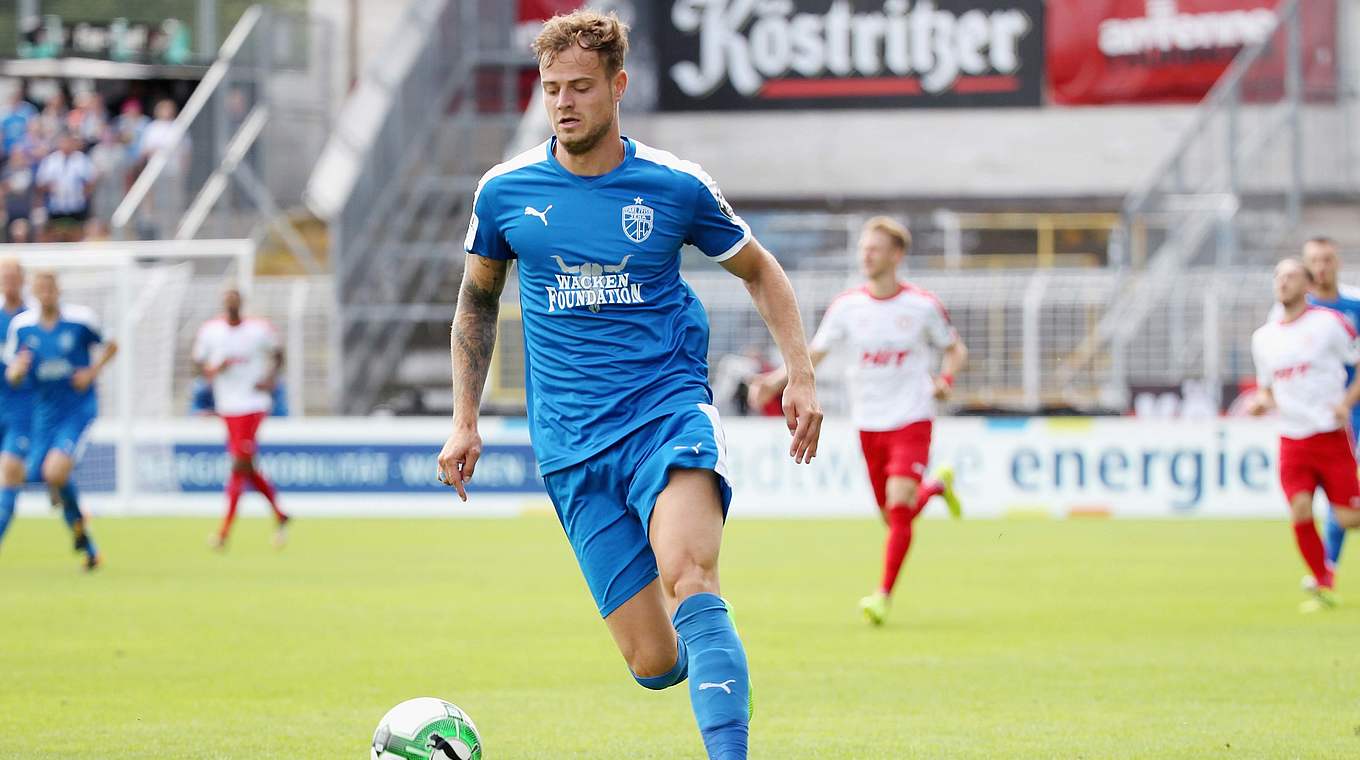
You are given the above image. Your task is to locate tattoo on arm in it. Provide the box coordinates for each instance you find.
[451,261,505,420]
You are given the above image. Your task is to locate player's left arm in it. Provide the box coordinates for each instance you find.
[72,339,118,392]
[935,338,969,401]
[257,326,285,392]
[1334,319,1360,424]
[721,239,823,463]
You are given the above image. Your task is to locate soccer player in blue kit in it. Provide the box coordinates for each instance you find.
[0,258,31,551]
[436,11,822,760]
[3,271,117,570]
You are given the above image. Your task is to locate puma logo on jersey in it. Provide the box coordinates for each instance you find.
[524,205,552,225]
[673,442,703,454]
[699,679,736,694]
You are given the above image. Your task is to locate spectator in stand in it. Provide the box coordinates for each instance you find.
[3,150,36,229]
[7,218,32,244]
[137,99,188,237]
[15,119,50,166]
[88,125,127,236]
[37,91,67,145]
[1,90,38,158]
[35,132,93,242]
[68,91,106,147]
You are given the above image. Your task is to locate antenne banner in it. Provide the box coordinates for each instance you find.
[656,0,1046,110]
[1046,0,1338,105]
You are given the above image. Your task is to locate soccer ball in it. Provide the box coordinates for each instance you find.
[371,697,483,760]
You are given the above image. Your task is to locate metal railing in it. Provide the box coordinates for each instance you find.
[111,5,332,270]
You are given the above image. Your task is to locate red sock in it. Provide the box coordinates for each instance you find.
[221,471,245,538]
[880,506,914,595]
[247,470,286,521]
[912,479,944,518]
[1293,520,1334,589]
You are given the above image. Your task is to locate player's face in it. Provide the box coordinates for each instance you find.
[858,229,904,279]
[0,261,21,300]
[1302,242,1339,290]
[1274,262,1309,306]
[541,48,626,156]
[223,289,242,315]
[32,274,58,310]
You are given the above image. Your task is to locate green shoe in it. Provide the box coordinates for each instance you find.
[937,467,962,519]
[859,591,888,626]
[1300,588,1340,614]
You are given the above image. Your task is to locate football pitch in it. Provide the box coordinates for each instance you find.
[1,514,1357,758]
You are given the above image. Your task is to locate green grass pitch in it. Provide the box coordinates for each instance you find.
[1,514,1357,758]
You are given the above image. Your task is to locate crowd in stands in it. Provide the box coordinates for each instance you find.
[0,82,182,244]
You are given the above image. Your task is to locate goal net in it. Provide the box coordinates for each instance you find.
[6,240,254,515]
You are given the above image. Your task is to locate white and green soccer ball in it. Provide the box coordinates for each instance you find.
[371,697,483,760]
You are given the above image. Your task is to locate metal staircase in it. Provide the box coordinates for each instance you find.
[307,0,528,413]
[1059,0,1354,407]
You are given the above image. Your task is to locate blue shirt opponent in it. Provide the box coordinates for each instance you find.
[465,136,751,475]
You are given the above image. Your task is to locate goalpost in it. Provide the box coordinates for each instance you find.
[5,239,255,515]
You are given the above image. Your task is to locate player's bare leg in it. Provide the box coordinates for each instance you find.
[42,451,98,571]
[603,580,683,684]
[650,468,750,760]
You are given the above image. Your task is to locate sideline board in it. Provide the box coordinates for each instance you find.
[33,416,1288,518]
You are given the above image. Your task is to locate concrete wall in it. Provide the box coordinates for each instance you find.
[622,105,1199,201]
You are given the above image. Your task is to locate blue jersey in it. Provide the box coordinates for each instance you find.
[1311,286,1360,433]
[466,137,751,474]
[3,304,104,421]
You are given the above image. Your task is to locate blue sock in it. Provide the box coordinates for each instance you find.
[0,487,16,547]
[1325,508,1346,565]
[632,635,688,690]
[673,593,750,760]
[59,483,96,560]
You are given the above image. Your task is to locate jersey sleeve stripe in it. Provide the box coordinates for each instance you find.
[1320,306,1359,338]
[709,229,752,263]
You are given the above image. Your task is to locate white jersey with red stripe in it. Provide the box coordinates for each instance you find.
[1252,306,1360,439]
[192,317,279,417]
[809,282,957,432]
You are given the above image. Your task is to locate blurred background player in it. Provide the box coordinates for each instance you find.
[750,217,965,626]
[192,287,289,550]
[439,11,822,760]
[3,271,116,571]
[0,258,31,552]
[1249,258,1360,612]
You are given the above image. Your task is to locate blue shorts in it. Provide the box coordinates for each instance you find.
[543,403,734,618]
[0,415,31,460]
[27,407,95,477]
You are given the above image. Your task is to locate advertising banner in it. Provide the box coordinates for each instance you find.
[1046,0,1337,105]
[656,0,1046,110]
[46,416,1295,519]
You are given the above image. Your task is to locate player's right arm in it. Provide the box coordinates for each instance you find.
[437,254,509,502]
[1247,330,1274,416]
[3,321,29,387]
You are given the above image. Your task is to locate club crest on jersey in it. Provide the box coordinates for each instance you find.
[622,197,654,244]
[58,330,75,352]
